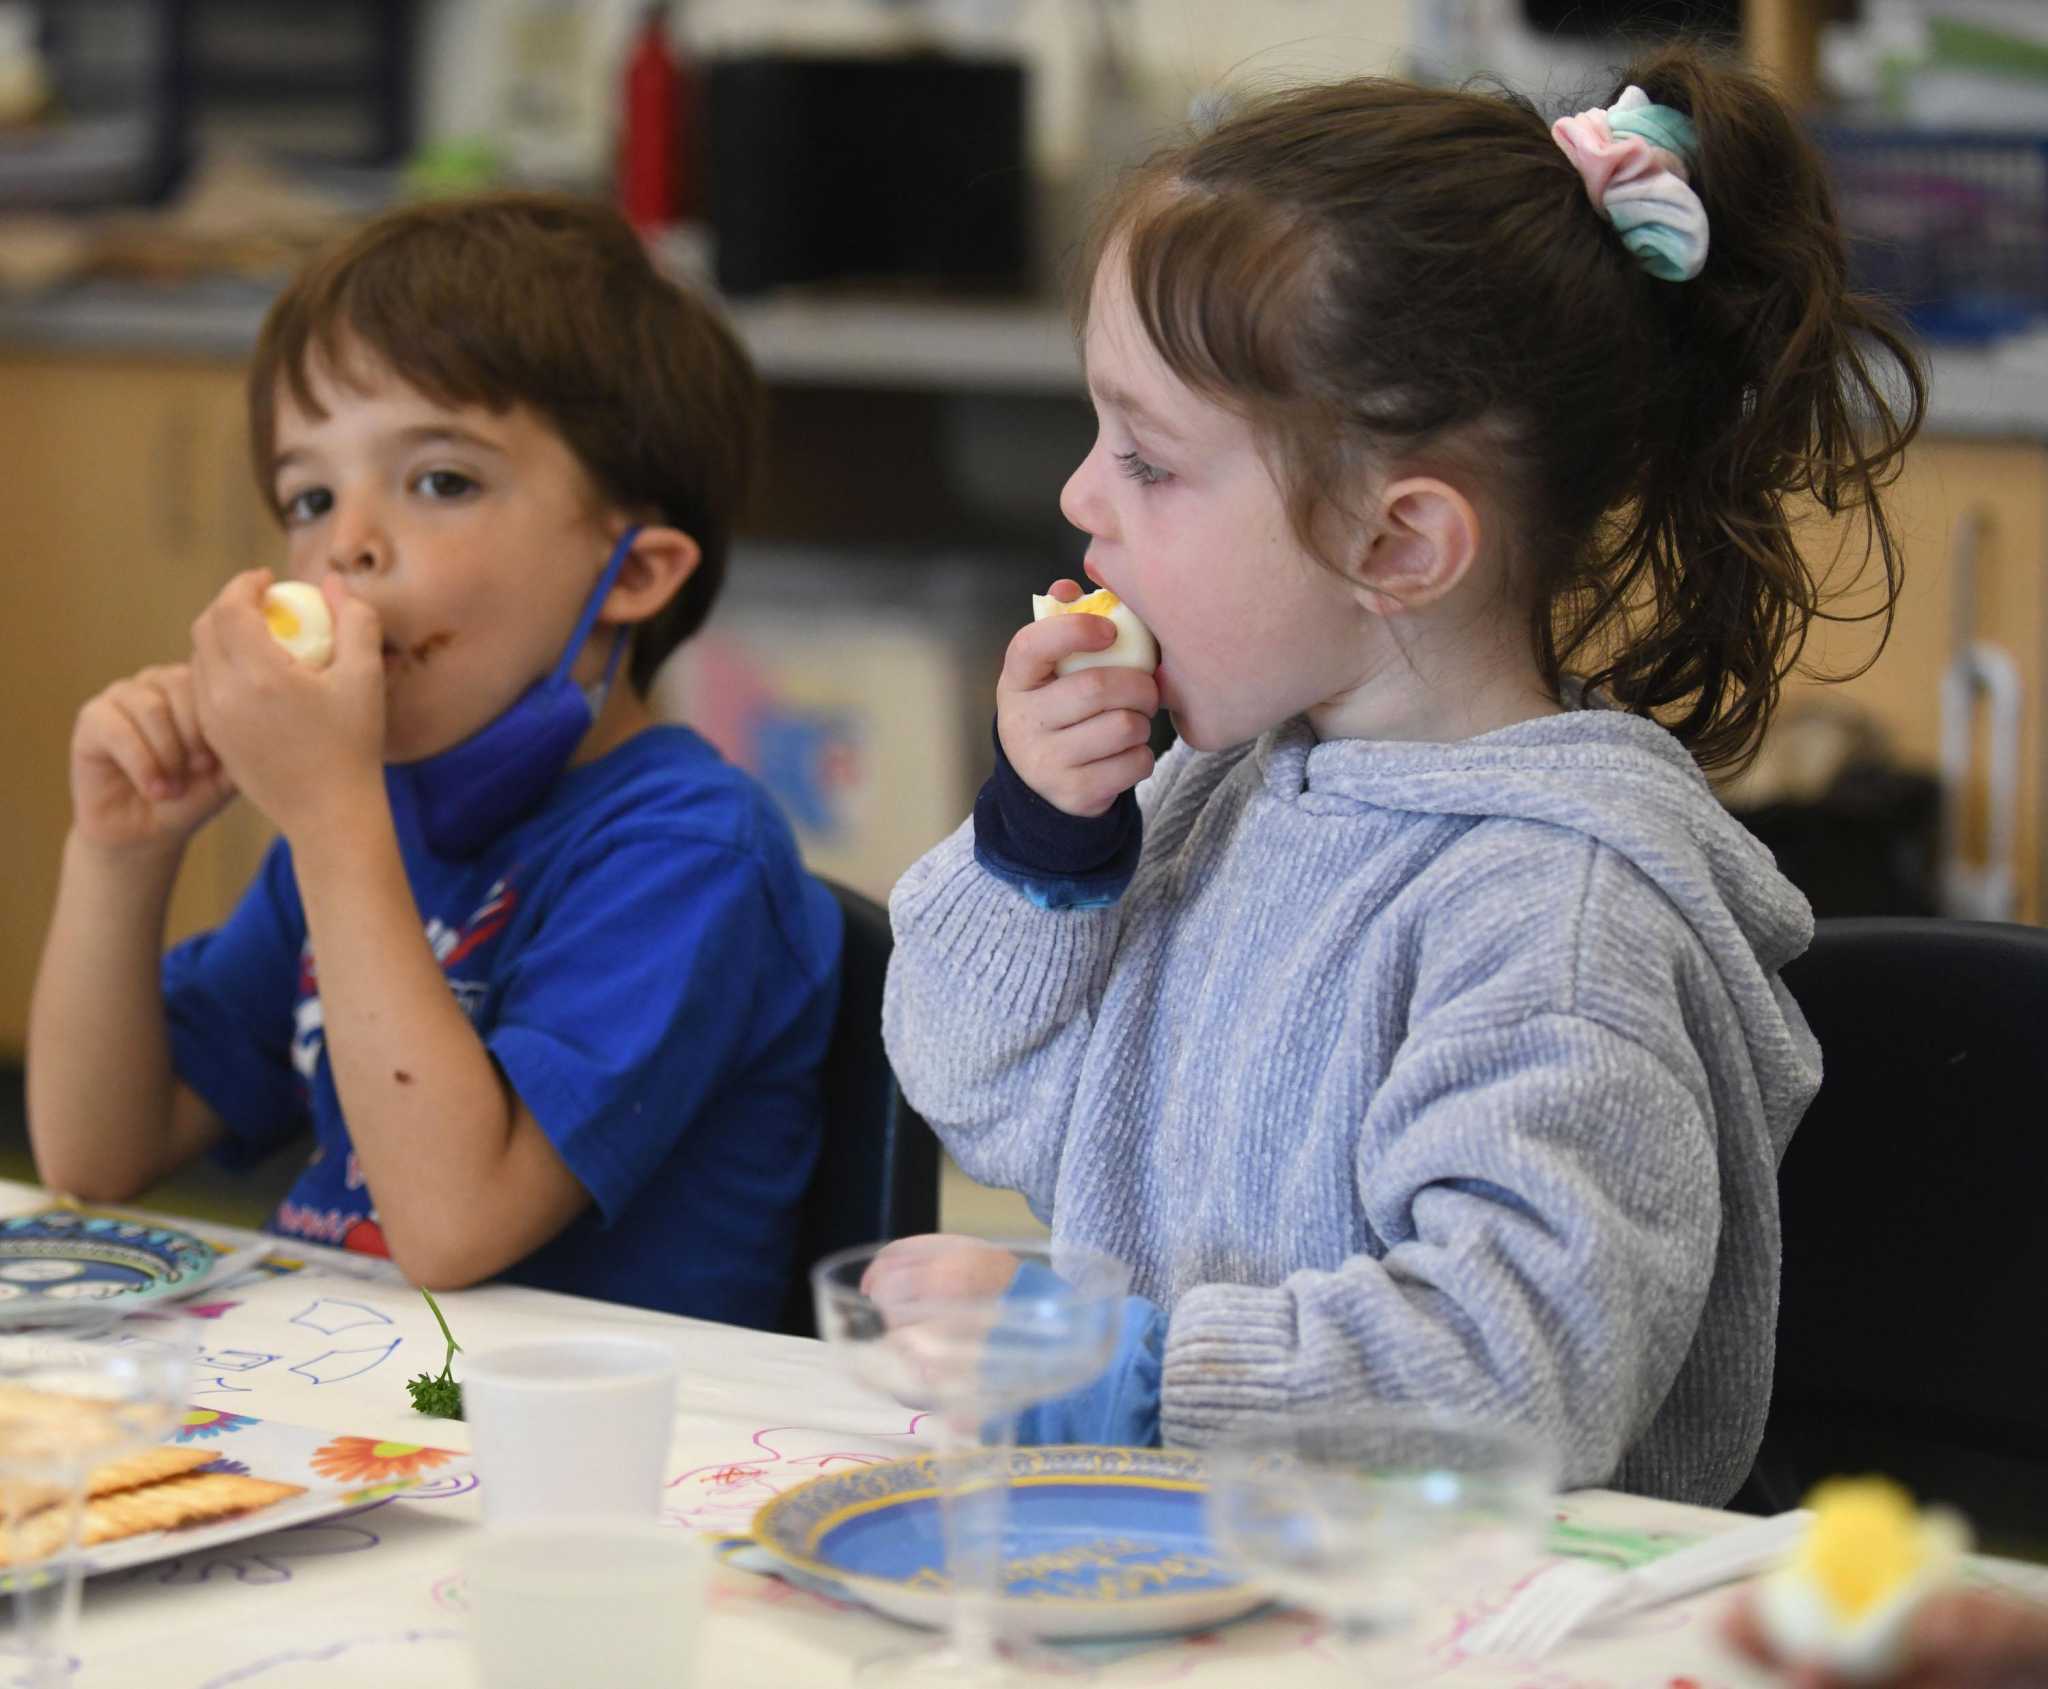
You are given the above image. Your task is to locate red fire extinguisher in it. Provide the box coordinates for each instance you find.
[619,3,700,231]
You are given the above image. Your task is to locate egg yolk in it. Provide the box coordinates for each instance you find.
[264,602,304,641]
[1042,588,1122,618]
[1800,1478,1927,1617]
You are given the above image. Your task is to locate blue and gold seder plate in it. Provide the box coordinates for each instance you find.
[0,1212,218,1321]
[751,1446,1261,1640]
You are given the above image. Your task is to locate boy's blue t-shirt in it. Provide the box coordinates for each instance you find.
[160,724,842,1327]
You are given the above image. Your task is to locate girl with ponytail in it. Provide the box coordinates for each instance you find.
[874,43,1923,1504]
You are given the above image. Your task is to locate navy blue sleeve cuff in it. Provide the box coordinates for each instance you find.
[972,718,1141,911]
[1001,1267,1165,1449]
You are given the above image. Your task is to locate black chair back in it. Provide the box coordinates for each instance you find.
[778,878,941,1336]
[1745,917,2048,1546]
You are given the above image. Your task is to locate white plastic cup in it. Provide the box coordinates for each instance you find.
[467,1520,702,1688]
[462,1335,679,1524]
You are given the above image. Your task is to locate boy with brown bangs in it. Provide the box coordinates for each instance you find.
[25,194,842,1325]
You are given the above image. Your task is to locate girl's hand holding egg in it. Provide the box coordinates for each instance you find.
[1031,587,1159,676]
[998,580,1160,817]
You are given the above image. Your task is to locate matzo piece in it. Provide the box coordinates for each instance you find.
[0,1477,64,1520]
[0,1472,304,1566]
[82,1446,216,1499]
[2,1445,216,1520]
[0,1383,120,1472]
[82,1472,304,1542]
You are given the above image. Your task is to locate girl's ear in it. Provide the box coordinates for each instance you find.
[600,524,701,624]
[1350,477,1482,613]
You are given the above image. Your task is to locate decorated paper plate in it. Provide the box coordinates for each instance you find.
[751,1445,1260,1640]
[0,1410,475,1590]
[0,1212,219,1320]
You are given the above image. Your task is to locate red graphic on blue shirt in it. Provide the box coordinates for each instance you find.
[441,879,516,965]
[342,1216,389,1256]
[273,878,519,1255]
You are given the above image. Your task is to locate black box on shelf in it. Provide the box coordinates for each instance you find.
[704,53,1031,298]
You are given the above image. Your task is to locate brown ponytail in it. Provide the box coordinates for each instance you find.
[1077,41,1925,773]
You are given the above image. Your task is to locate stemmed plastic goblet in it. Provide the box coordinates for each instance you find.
[1206,1408,1557,1682]
[0,1307,195,1687]
[811,1238,1133,1686]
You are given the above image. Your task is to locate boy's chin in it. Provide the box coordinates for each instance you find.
[383,719,468,766]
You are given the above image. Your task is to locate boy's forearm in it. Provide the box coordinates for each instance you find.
[287,803,530,1283]
[26,832,186,1198]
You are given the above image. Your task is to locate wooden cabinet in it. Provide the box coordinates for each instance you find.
[0,353,276,1056]
[1772,436,2048,922]
[1744,0,1846,104]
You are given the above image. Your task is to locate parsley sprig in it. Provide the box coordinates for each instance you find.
[405,1287,464,1418]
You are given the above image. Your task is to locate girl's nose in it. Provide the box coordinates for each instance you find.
[1059,447,1111,539]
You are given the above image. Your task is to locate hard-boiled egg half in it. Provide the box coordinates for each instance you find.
[1755,1477,1969,1681]
[1031,587,1157,677]
[262,581,334,670]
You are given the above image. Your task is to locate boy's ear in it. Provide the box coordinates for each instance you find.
[600,524,701,624]
[1348,477,1481,614]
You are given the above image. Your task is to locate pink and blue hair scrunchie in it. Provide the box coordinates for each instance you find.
[1551,85,1707,282]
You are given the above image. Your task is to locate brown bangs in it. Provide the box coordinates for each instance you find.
[1071,171,1359,562]
[243,193,765,690]
[247,207,630,508]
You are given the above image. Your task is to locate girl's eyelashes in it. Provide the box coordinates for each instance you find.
[1114,449,1172,487]
[279,486,332,525]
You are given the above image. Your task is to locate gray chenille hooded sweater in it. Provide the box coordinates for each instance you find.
[883,704,1819,1505]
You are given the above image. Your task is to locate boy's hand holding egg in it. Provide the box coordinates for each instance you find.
[261,581,335,670]
[189,570,385,840]
[64,576,351,861]
[997,580,1159,818]
[67,663,237,856]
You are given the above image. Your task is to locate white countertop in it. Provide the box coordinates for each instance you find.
[6,279,2047,439]
[0,277,1086,394]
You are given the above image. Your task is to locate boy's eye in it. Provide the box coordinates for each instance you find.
[1114,450,1171,487]
[280,487,332,524]
[415,469,478,500]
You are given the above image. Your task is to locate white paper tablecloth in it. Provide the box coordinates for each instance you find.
[4,1181,2038,1688]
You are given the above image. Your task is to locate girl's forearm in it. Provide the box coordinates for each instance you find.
[288,806,518,1281]
[26,832,187,1198]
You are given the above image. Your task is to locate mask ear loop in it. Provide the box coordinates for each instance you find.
[560,524,643,678]
[568,526,642,717]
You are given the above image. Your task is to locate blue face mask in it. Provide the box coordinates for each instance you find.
[400,525,641,859]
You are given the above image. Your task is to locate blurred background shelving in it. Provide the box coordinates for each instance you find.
[2,0,2046,1240]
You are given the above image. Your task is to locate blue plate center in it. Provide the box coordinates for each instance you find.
[817,1481,1237,1601]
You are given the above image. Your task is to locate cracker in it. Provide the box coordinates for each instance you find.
[1,1446,214,1520]
[0,1477,64,1520]
[0,1382,115,1454]
[83,1445,216,1499]
[81,1472,305,1544]
[0,1383,110,1419]
[0,1472,305,1566]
